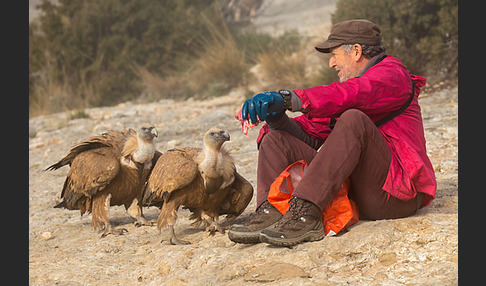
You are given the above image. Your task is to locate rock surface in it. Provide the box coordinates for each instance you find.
[29,86,458,285]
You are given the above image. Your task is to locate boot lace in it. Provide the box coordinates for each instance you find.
[274,196,311,228]
[244,200,274,226]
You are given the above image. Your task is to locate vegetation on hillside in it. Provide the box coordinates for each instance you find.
[29,0,457,117]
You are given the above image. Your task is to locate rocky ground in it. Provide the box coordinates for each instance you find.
[29,85,458,285]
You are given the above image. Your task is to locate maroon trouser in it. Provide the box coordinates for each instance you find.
[257,109,422,220]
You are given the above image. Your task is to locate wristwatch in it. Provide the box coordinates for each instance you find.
[278,90,292,110]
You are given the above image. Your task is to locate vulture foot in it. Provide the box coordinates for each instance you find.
[161,237,192,245]
[201,213,224,236]
[205,222,224,236]
[161,225,191,245]
[133,216,155,227]
[127,199,154,227]
[100,227,128,238]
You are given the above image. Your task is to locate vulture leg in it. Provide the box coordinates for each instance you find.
[189,209,203,228]
[92,194,128,237]
[158,201,191,245]
[162,225,191,245]
[201,212,224,236]
[126,198,153,227]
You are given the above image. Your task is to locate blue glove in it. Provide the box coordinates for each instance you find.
[241,91,285,124]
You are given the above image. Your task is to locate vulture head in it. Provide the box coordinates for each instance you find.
[138,123,158,142]
[127,123,158,165]
[203,128,230,151]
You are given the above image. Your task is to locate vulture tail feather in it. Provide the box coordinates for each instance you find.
[54,200,67,208]
[46,160,67,171]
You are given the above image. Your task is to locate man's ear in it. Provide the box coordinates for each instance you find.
[352,44,363,62]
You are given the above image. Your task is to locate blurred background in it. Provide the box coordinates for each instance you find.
[29,0,458,118]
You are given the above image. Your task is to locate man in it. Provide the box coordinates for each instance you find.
[228,19,437,246]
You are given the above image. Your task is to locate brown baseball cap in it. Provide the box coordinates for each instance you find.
[315,19,381,53]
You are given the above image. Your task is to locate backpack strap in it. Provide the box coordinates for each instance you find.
[328,78,416,130]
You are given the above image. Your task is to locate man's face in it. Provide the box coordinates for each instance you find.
[328,45,363,82]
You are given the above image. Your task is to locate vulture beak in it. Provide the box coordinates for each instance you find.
[151,127,158,138]
[139,124,158,140]
[220,130,230,142]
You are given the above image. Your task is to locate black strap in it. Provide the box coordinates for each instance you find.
[328,79,416,130]
[329,117,337,130]
[373,79,415,127]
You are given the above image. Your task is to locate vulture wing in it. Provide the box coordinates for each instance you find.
[168,147,202,162]
[142,148,200,206]
[56,147,121,209]
[46,129,128,171]
[219,171,254,219]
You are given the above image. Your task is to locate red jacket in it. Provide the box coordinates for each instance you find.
[257,55,436,207]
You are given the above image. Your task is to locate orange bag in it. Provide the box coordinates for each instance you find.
[267,160,359,236]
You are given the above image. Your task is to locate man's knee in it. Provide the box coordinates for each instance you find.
[260,130,288,147]
[334,109,373,132]
[339,109,368,123]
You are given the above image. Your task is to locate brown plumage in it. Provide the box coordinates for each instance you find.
[47,124,160,237]
[218,172,254,220]
[142,128,253,245]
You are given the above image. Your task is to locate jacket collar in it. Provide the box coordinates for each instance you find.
[355,52,387,78]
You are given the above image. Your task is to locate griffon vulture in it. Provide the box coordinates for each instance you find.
[142,128,253,245]
[47,124,160,237]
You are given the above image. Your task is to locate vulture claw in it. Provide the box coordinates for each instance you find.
[133,217,155,227]
[161,237,191,245]
[100,227,128,238]
[161,225,191,245]
[205,224,224,236]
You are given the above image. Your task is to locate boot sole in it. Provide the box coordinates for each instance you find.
[228,221,281,244]
[259,228,325,247]
[227,229,262,244]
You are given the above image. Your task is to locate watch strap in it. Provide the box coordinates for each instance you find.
[278,90,292,110]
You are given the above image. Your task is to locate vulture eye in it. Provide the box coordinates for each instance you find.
[219,130,225,134]
[210,132,215,136]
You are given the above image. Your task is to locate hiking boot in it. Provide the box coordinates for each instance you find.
[259,197,324,247]
[228,200,283,244]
